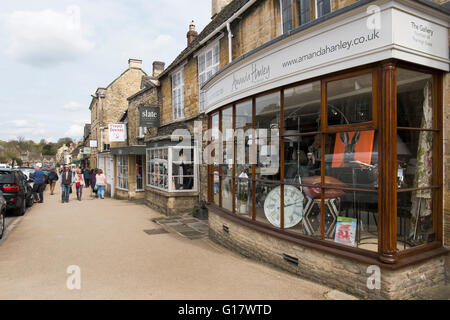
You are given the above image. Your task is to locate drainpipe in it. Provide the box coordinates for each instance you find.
[227,22,233,64]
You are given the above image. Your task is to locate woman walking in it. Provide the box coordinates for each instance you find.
[74,169,85,201]
[90,169,97,197]
[95,169,107,199]
[48,168,59,195]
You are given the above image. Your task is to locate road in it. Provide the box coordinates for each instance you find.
[0,184,349,300]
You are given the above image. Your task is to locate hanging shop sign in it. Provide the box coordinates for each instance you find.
[89,140,98,148]
[108,123,127,142]
[80,147,92,155]
[139,106,160,128]
[204,2,449,113]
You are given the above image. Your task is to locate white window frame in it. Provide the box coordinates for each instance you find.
[315,0,331,19]
[172,68,185,120]
[116,155,128,190]
[198,42,220,112]
[146,146,198,193]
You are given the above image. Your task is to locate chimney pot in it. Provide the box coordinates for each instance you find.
[152,61,165,78]
[186,20,198,46]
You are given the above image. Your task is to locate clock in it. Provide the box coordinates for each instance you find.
[264,185,304,228]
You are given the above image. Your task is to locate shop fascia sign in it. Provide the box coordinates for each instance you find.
[204,1,449,113]
[139,105,160,128]
[108,123,127,142]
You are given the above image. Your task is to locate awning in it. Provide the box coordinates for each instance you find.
[110,146,146,156]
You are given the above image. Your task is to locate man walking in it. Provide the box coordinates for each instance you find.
[59,165,73,203]
[83,168,91,188]
[32,164,45,203]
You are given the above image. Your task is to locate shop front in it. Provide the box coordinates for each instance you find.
[111,146,147,201]
[203,0,449,299]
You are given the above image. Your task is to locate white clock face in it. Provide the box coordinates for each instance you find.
[264,185,304,228]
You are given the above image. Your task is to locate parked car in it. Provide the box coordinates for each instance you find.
[18,167,35,181]
[0,169,29,216]
[16,170,34,208]
[0,190,6,239]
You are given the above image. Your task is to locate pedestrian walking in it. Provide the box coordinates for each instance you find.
[59,165,73,203]
[90,169,97,197]
[31,164,45,203]
[48,168,59,195]
[95,169,107,199]
[83,168,91,188]
[74,169,85,201]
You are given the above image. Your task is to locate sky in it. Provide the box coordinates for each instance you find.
[0,0,212,143]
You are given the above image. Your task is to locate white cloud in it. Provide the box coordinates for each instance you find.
[64,125,84,138]
[2,6,94,67]
[63,101,84,111]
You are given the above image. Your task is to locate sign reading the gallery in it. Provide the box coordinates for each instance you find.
[108,123,127,142]
[139,106,160,128]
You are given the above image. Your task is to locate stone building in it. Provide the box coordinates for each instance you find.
[88,59,147,196]
[193,0,449,299]
[110,62,163,201]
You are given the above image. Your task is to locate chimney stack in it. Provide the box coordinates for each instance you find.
[128,58,142,69]
[187,20,198,46]
[212,0,232,19]
[152,61,165,78]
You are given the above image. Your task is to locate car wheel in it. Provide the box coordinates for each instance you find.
[27,194,34,207]
[0,209,4,239]
[15,199,26,216]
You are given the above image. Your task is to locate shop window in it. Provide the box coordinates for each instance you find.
[211,113,220,204]
[146,148,168,190]
[117,155,128,190]
[235,100,253,180]
[147,146,197,192]
[396,68,436,249]
[199,43,220,111]
[327,73,373,126]
[172,69,185,120]
[281,0,293,34]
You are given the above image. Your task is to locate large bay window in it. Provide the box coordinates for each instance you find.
[208,62,443,264]
[117,155,128,190]
[172,69,185,120]
[146,146,197,192]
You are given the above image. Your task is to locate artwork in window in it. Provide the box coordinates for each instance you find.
[264,185,304,228]
[235,178,252,218]
[331,130,375,168]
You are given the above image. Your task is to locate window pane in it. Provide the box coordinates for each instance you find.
[324,131,378,189]
[206,50,212,68]
[222,107,233,176]
[172,148,194,191]
[281,0,293,33]
[397,68,433,129]
[221,176,233,212]
[316,0,331,18]
[236,179,252,218]
[397,130,433,189]
[327,73,373,125]
[213,173,220,204]
[398,191,435,250]
[284,81,321,134]
[198,54,205,73]
[235,100,253,179]
[256,92,281,181]
[255,182,280,228]
[297,0,310,25]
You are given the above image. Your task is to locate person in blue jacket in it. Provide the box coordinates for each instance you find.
[32,165,45,203]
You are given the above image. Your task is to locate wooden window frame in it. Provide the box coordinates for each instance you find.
[206,60,445,268]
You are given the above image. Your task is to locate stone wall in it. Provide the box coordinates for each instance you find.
[145,187,199,216]
[209,210,447,299]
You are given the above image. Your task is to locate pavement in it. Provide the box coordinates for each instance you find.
[0,184,349,300]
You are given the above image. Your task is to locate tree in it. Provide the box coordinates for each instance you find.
[57,138,74,147]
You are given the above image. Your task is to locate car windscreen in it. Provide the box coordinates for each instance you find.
[0,171,14,183]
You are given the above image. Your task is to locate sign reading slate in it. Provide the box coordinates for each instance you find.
[139,106,160,128]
